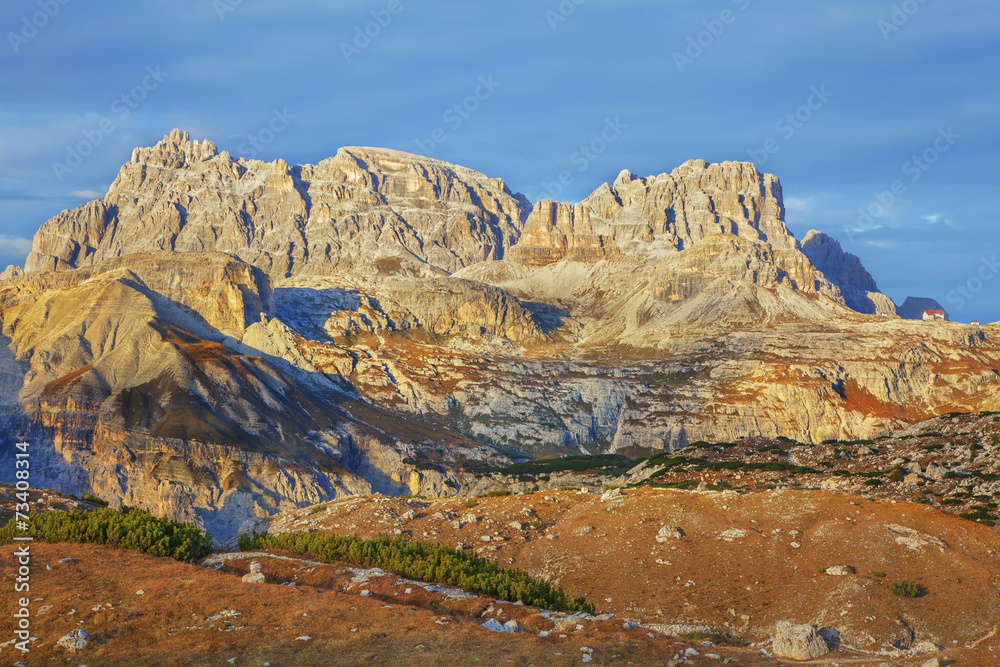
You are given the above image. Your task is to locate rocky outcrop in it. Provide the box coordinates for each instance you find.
[0,265,24,283]
[507,160,818,279]
[897,296,948,320]
[772,621,830,660]
[801,230,896,315]
[583,161,798,255]
[26,130,528,278]
[0,252,503,541]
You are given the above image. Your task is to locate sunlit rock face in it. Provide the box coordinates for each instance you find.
[5,130,1000,539]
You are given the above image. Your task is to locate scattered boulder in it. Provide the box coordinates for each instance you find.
[717,528,746,542]
[401,510,416,520]
[56,629,90,652]
[925,463,948,481]
[600,488,624,502]
[772,621,830,660]
[656,525,685,542]
[482,618,522,633]
[503,620,522,633]
[912,640,943,653]
[904,472,922,485]
[919,658,941,667]
[825,565,855,576]
[242,560,266,584]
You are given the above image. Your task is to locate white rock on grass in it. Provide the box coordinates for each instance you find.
[482,618,522,633]
[825,565,855,576]
[242,560,266,584]
[772,621,830,660]
[656,525,684,542]
[600,488,624,502]
[56,629,89,652]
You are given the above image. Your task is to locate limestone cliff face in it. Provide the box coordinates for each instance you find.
[511,160,797,264]
[801,230,896,315]
[0,253,496,541]
[0,266,24,283]
[27,129,528,278]
[499,160,851,328]
[6,132,1000,539]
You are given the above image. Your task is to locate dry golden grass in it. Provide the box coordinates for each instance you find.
[0,543,772,666]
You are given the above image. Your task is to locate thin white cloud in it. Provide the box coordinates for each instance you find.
[71,190,102,199]
[0,235,32,267]
[784,197,812,213]
[923,213,959,228]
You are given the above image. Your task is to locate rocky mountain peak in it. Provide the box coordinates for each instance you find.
[129,128,219,168]
[0,265,24,283]
[800,229,895,315]
[25,132,528,278]
[897,296,948,320]
[508,158,798,270]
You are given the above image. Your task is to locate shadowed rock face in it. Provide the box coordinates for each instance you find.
[897,296,948,320]
[5,130,1000,538]
[801,229,896,316]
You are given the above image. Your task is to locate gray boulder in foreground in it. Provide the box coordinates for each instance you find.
[772,620,830,660]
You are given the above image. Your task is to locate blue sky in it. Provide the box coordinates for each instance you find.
[1,1,997,321]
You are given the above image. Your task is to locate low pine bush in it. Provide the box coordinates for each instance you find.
[239,530,595,614]
[889,580,922,597]
[0,507,212,562]
[81,493,110,507]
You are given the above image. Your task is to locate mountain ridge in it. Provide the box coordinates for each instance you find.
[3,130,999,540]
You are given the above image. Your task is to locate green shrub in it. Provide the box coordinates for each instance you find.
[889,580,921,597]
[478,489,512,498]
[238,530,595,614]
[872,571,886,578]
[0,507,212,562]
[489,454,633,478]
[647,479,699,490]
[81,493,109,508]
[818,566,827,573]
[959,508,997,526]
[463,500,478,508]
[889,465,904,483]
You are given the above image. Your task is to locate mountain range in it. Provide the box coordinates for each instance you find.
[2,129,997,540]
